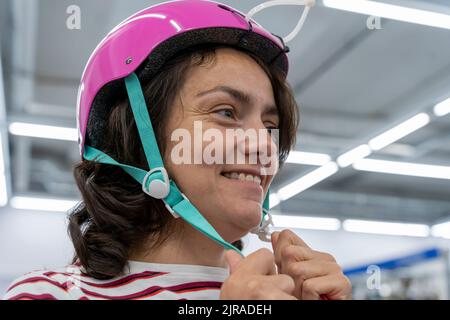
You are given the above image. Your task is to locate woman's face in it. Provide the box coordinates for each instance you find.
[164,48,279,242]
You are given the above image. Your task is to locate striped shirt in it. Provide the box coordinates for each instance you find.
[3,261,230,300]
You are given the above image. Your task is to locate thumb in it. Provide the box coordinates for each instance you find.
[271,232,281,271]
[225,250,243,275]
[271,231,280,250]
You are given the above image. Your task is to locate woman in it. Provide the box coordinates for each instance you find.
[4,0,351,300]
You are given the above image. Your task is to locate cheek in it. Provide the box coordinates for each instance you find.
[169,164,217,188]
[163,131,221,200]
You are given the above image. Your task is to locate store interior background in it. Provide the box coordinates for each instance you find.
[1,0,450,299]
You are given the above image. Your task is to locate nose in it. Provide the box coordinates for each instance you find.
[236,119,279,174]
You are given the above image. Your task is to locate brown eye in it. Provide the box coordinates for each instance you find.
[216,109,234,119]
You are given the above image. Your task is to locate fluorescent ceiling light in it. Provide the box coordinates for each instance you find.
[277,162,339,201]
[322,0,450,30]
[286,151,332,166]
[381,143,415,158]
[337,144,372,168]
[434,97,450,117]
[343,219,430,237]
[272,214,341,231]
[353,158,450,180]
[431,221,450,239]
[9,122,78,142]
[368,113,430,151]
[10,196,79,212]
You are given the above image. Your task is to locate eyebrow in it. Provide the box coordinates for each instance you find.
[196,85,279,117]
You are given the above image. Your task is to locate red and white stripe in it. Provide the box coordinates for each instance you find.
[3,261,229,300]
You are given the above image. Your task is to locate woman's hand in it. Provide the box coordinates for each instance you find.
[220,248,297,300]
[271,229,352,300]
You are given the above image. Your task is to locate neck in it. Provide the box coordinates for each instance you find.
[130,221,229,268]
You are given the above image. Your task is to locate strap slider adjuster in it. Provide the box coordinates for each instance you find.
[164,193,189,219]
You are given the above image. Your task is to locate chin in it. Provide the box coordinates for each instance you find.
[229,204,262,231]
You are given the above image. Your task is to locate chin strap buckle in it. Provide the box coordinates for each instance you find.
[251,209,274,242]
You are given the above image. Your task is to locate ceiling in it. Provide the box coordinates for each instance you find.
[1,0,449,225]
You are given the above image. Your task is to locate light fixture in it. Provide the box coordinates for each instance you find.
[353,158,450,180]
[322,0,450,30]
[431,221,450,239]
[337,144,372,168]
[10,196,79,212]
[286,151,332,166]
[272,214,341,231]
[434,97,450,117]
[9,122,78,142]
[277,162,339,201]
[368,113,430,151]
[343,219,430,237]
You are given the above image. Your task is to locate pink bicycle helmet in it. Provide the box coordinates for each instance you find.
[77,0,290,156]
[75,0,308,253]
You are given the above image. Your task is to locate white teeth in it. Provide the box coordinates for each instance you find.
[223,172,263,185]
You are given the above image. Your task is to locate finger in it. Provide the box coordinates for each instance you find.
[280,245,336,266]
[283,260,342,298]
[285,260,342,281]
[270,231,280,251]
[232,248,277,276]
[273,230,310,268]
[249,275,297,300]
[267,274,296,295]
[279,229,310,248]
[301,274,352,300]
[277,245,317,275]
[270,232,281,270]
[225,250,244,275]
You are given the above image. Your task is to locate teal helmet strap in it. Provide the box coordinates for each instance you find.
[84,145,242,253]
[83,72,272,255]
[124,73,164,169]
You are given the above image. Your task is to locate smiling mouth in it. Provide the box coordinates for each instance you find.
[220,172,262,186]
